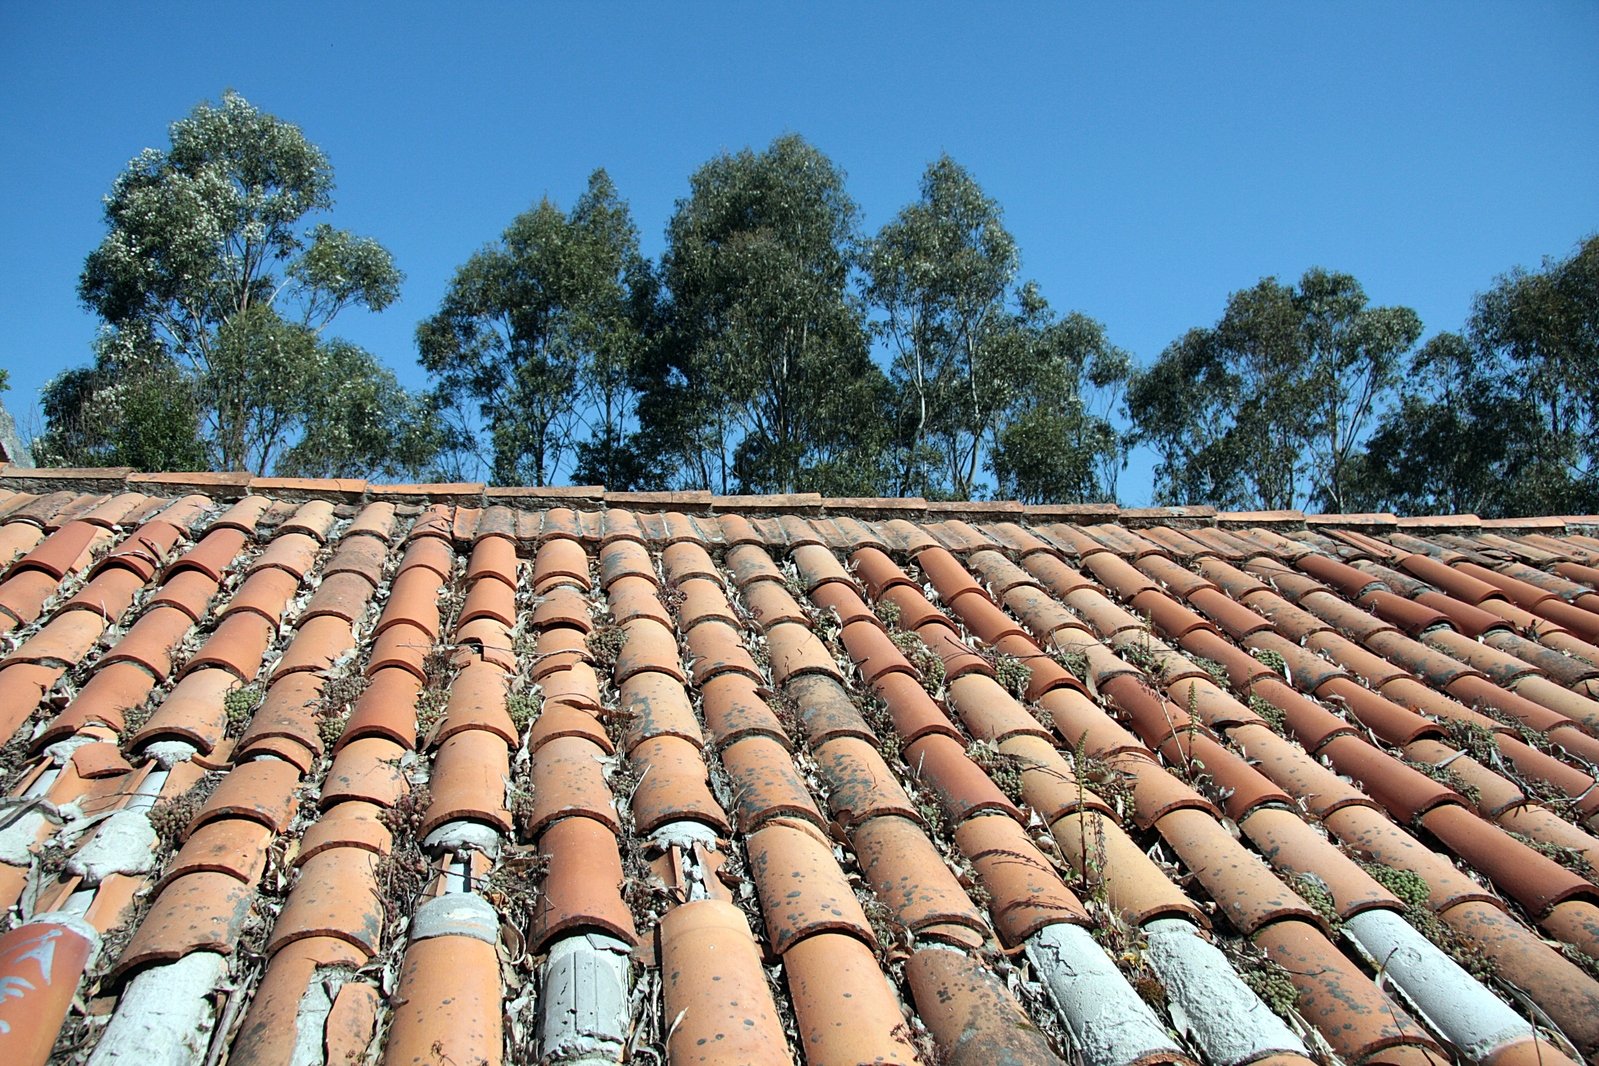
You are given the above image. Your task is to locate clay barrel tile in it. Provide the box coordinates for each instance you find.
[614,618,686,684]
[7,520,98,579]
[1156,808,1321,934]
[843,546,911,597]
[219,567,301,629]
[268,847,385,957]
[1253,918,1440,1063]
[661,540,721,585]
[381,934,503,1066]
[250,533,320,580]
[618,671,703,752]
[301,571,378,624]
[904,947,1065,1066]
[341,667,421,749]
[188,757,301,837]
[134,666,239,751]
[397,535,454,581]
[5,611,106,668]
[725,542,786,587]
[538,663,602,713]
[1176,733,1293,820]
[812,735,920,827]
[459,577,516,628]
[765,621,844,685]
[208,496,271,534]
[277,500,337,542]
[43,662,154,739]
[163,818,273,886]
[1117,757,1215,829]
[528,625,590,680]
[791,542,853,593]
[676,578,741,631]
[68,740,132,779]
[147,569,219,622]
[1240,807,1402,918]
[916,627,991,683]
[994,733,1113,822]
[810,581,878,628]
[659,900,791,1066]
[783,932,920,1066]
[436,660,517,747]
[1317,735,1465,823]
[951,594,1029,646]
[1322,804,1503,912]
[684,625,762,686]
[465,535,518,588]
[1229,723,1378,819]
[1186,586,1275,640]
[321,736,409,809]
[297,800,393,863]
[531,584,593,632]
[109,871,255,976]
[746,821,875,953]
[0,919,97,1063]
[63,566,147,620]
[1051,810,1202,925]
[527,704,612,755]
[0,571,57,630]
[852,814,990,941]
[526,734,617,835]
[531,538,588,593]
[406,503,454,542]
[272,614,356,679]
[873,670,962,744]
[184,611,276,681]
[598,538,655,589]
[784,674,874,746]
[741,578,808,628]
[903,734,1022,825]
[881,584,956,633]
[699,673,790,748]
[376,566,442,638]
[365,621,432,680]
[1419,802,1599,917]
[606,573,671,626]
[532,815,638,950]
[841,619,915,684]
[423,728,512,834]
[167,527,248,582]
[719,735,825,831]
[955,813,1087,943]
[628,734,729,833]
[947,674,1053,744]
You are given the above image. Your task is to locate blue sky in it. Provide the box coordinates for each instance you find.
[2,4,1595,502]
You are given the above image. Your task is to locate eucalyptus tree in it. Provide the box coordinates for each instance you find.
[1129,268,1421,511]
[1348,234,1598,516]
[64,90,424,474]
[419,170,650,486]
[644,135,889,494]
[866,156,1018,497]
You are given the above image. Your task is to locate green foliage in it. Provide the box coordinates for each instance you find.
[1129,268,1421,511]
[1347,234,1599,517]
[867,158,1128,501]
[641,135,893,494]
[419,169,651,486]
[59,90,430,476]
[34,325,207,470]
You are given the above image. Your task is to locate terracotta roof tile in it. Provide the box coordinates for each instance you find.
[15,471,1599,1062]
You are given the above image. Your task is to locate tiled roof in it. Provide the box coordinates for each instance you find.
[1,467,1598,1065]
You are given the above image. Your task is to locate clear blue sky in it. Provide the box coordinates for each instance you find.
[2,4,1595,502]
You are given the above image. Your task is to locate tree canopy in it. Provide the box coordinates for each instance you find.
[40,90,435,476]
[418,169,650,486]
[1347,234,1599,517]
[35,97,1599,514]
[1128,268,1421,511]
